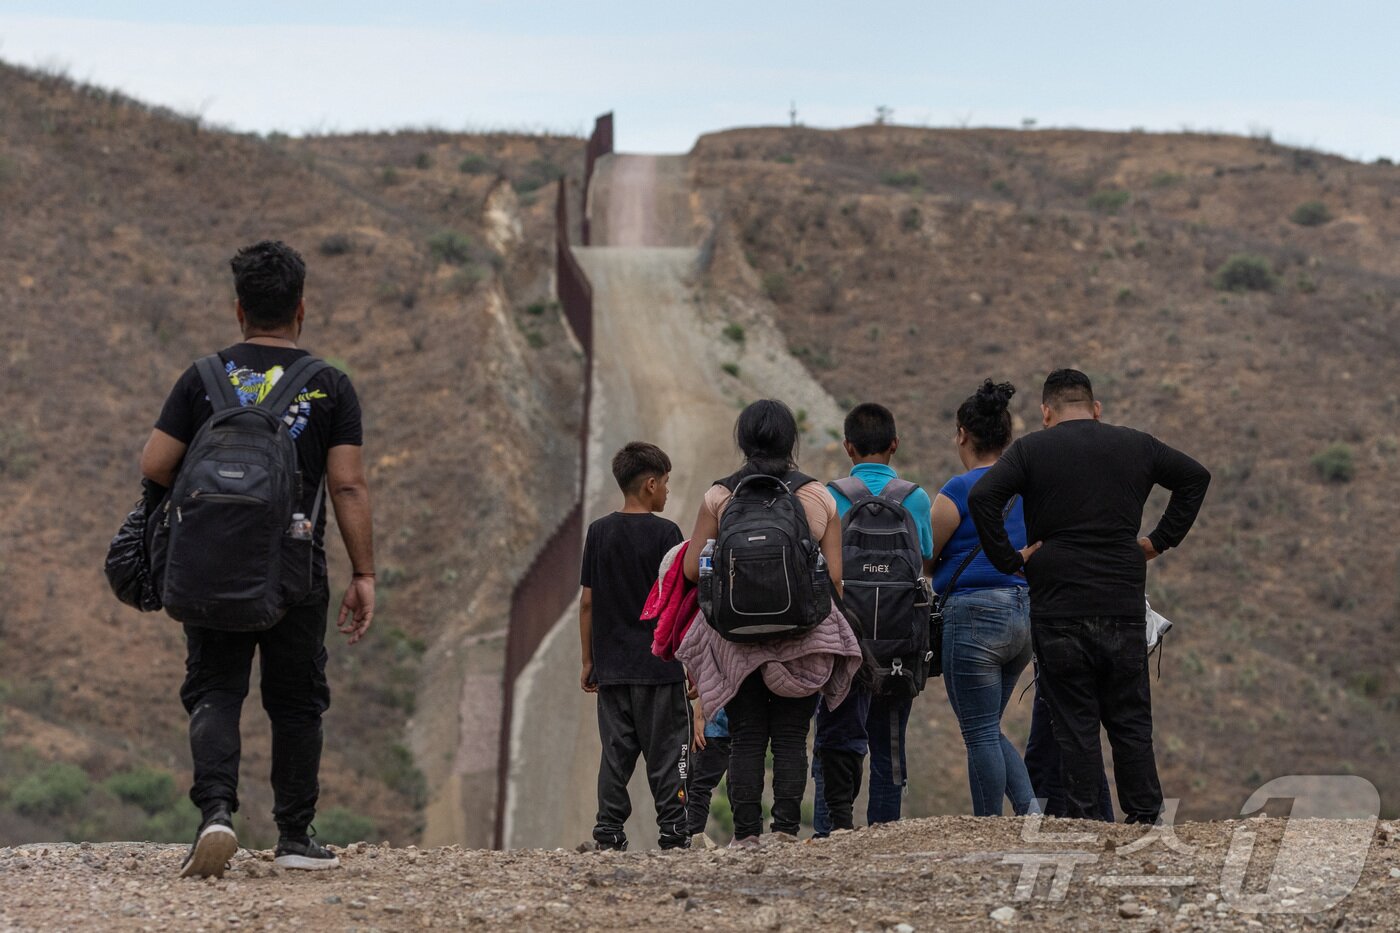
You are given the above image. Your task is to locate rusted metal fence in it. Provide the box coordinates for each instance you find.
[493,113,612,848]
[581,113,613,246]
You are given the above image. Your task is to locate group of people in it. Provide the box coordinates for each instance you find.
[580,376,1210,849]
[129,239,1209,877]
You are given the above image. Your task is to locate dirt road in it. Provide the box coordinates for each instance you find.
[4,815,1396,930]
[501,153,843,850]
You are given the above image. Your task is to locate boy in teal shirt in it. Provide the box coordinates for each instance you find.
[814,403,934,834]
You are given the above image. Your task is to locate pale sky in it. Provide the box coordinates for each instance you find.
[1,1,1396,160]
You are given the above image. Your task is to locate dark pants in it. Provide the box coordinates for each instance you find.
[1031,616,1162,824]
[726,671,818,839]
[180,586,330,834]
[866,693,912,824]
[593,682,690,849]
[686,736,730,836]
[817,749,863,831]
[1024,682,1115,821]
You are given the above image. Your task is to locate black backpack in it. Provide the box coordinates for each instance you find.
[149,354,329,631]
[699,470,831,643]
[829,476,934,698]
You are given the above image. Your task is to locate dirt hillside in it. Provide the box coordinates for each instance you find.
[688,125,1400,822]
[0,61,584,849]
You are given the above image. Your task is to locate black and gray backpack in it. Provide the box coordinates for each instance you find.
[829,476,933,698]
[149,354,328,631]
[699,470,831,643]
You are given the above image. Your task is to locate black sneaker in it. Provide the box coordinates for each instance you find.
[179,803,238,879]
[274,829,341,871]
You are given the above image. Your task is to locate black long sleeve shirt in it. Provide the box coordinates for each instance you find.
[968,419,1210,619]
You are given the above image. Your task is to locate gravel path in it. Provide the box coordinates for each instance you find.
[3,816,1395,931]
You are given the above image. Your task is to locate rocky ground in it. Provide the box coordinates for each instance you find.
[1,816,1396,931]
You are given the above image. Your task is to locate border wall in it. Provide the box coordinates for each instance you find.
[492,113,612,848]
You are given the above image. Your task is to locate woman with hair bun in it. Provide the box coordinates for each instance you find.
[930,380,1038,816]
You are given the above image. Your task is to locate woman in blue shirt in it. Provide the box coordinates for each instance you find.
[930,380,1038,816]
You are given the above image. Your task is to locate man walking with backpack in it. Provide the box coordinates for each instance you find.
[814,404,935,833]
[140,241,374,876]
[968,370,1208,824]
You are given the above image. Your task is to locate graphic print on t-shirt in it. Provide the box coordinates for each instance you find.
[224,360,328,439]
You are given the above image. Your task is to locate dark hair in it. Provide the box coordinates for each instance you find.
[1042,368,1095,409]
[230,240,306,330]
[734,399,799,476]
[612,442,671,494]
[957,379,1016,456]
[843,403,897,457]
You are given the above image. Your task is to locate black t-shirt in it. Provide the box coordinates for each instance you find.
[968,419,1210,619]
[580,512,685,686]
[155,343,363,576]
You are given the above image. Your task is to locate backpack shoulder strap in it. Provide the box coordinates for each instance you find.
[258,357,331,417]
[194,354,241,413]
[784,470,817,492]
[828,476,873,504]
[879,477,920,506]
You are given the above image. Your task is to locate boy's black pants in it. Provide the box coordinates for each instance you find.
[726,671,819,839]
[817,748,863,832]
[180,585,331,834]
[594,682,690,849]
[1031,615,1162,824]
[686,736,730,836]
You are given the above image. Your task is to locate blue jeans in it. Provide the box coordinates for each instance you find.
[942,586,1038,817]
[811,692,911,835]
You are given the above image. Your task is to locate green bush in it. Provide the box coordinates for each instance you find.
[143,797,199,842]
[1214,254,1277,292]
[1088,189,1131,214]
[512,158,563,194]
[316,807,376,846]
[10,762,90,817]
[1149,171,1183,188]
[1290,200,1332,227]
[319,233,353,256]
[762,272,790,302]
[0,427,37,480]
[1311,443,1355,483]
[414,152,432,170]
[104,768,177,815]
[722,323,746,344]
[721,362,741,378]
[900,206,922,231]
[880,169,920,188]
[459,153,494,175]
[379,744,427,808]
[428,231,473,266]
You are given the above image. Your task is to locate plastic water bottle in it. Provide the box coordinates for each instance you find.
[289,512,313,541]
[698,538,715,579]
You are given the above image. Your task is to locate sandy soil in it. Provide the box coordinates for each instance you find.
[3,816,1396,931]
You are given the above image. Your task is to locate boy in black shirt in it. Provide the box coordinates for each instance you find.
[580,442,690,850]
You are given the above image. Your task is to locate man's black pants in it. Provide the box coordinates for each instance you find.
[180,586,330,834]
[686,736,730,836]
[594,682,690,849]
[1031,615,1162,824]
[726,671,818,839]
[1024,681,1115,821]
